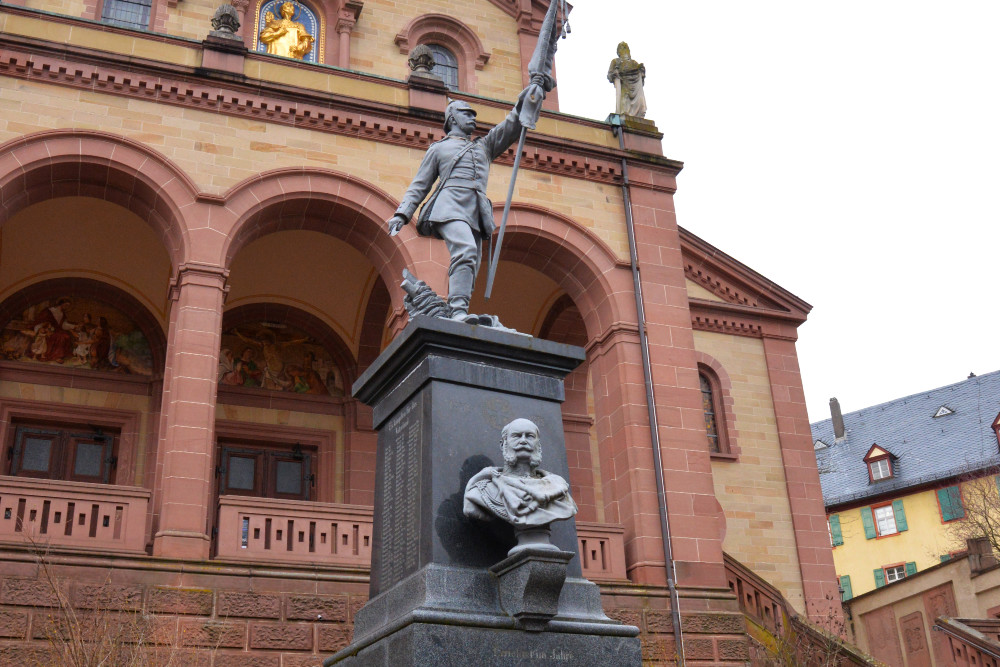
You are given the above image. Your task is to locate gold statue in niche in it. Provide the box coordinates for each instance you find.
[259,1,315,60]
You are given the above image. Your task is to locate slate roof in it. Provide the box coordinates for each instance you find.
[812,370,1000,509]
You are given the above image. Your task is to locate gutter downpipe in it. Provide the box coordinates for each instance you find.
[610,114,685,665]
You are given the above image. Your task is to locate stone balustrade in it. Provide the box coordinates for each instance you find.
[0,475,149,554]
[576,520,628,581]
[215,496,374,566]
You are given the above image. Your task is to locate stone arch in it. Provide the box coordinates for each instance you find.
[0,277,168,376]
[394,14,491,91]
[220,168,413,314]
[491,203,633,344]
[0,130,195,271]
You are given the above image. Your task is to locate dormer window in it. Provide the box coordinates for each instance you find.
[933,406,955,418]
[863,443,895,482]
[870,458,891,481]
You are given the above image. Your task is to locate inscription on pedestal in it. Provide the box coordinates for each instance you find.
[379,397,423,590]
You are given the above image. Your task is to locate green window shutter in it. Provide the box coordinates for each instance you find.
[861,507,876,539]
[937,486,964,521]
[839,575,852,601]
[941,554,952,563]
[893,499,908,532]
[874,568,886,588]
[905,561,917,576]
[830,515,843,546]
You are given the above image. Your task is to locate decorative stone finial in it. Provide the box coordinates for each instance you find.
[407,44,437,76]
[209,4,241,39]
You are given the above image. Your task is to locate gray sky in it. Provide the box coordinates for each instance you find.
[554,1,1000,423]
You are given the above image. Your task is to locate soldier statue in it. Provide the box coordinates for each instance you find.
[386,86,539,321]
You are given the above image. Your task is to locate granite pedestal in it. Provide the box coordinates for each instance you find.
[326,316,640,666]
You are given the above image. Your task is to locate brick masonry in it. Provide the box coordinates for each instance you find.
[0,555,757,666]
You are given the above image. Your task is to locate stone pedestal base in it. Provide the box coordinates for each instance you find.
[331,621,641,667]
[326,318,640,665]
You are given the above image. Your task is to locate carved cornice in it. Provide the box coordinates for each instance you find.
[690,311,763,339]
[585,322,641,357]
[689,300,800,341]
[0,37,640,187]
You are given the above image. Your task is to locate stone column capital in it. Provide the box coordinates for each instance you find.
[169,263,229,301]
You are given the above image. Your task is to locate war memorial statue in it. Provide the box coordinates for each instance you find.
[388,0,566,324]
[387,87,540,322]
[327,1,641,663]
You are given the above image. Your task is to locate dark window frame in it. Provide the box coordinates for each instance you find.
[9,423,117,484]
[99,0,153,31]
[217,441,315,502]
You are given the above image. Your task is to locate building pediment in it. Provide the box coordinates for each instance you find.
[680,227,809,318]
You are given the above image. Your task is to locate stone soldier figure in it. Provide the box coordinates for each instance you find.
[387,87,537,320]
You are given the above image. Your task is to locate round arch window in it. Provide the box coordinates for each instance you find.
[426,44,459,91]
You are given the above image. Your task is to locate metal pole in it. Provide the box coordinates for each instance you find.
[613,116,685,665]
[484,126,527,300]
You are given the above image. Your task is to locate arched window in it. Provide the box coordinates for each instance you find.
[426,44,459,91]
[394,14,491,93]
[101,0,152,29]
[696,360,738,459]
[700,372,721,453]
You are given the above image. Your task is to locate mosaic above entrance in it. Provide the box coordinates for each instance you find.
[1,297,153,375]
[219,322,344,397]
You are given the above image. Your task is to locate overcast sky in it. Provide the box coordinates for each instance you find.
[554,1,1000,424]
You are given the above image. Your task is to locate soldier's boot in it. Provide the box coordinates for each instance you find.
[447,266,474,320]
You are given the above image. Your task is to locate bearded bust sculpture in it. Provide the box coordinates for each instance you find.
[464,418,577,553]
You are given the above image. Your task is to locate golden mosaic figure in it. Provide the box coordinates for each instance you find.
[259,1,315,60]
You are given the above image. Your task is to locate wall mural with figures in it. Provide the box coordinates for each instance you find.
[219,322,344,397]
[1,297,153,375]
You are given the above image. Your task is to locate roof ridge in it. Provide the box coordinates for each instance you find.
[811,369,1000,428]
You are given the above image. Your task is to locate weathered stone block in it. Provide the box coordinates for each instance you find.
[607,608,641,628]
[0,642,58,667]
[1,578,61,607]
[0,611,28,638]
[71,583,142,611]
[681,612,746,634]
[159,650,211,667]
[217,591,281,619]
[148,587,214,615]
[644,609,674,633]
[348,595,366,621]
[285,594,347,622]
[684,637,715,660]
[640,635,676,663]
[249,622,313,650]
[214,653,280,667]
[179,619,247,648]
[718,637,750,660]
[318,624,351,652]
[282,653,325,667]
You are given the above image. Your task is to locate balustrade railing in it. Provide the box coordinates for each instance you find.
[215,495,373,566]
[0,475,149,554]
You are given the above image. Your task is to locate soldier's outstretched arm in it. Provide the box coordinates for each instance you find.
[387,145,440,235]
[482,88,534,161]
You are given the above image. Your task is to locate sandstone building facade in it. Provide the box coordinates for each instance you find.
[0,0,838,663]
